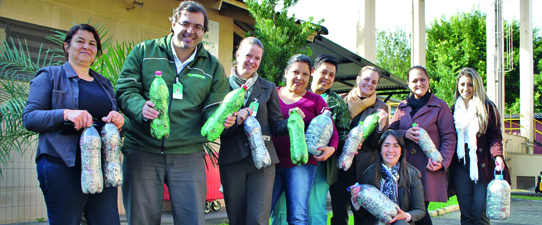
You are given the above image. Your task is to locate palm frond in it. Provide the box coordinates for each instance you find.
[203,141,220,169]
[1,38,42,77]
[0,95,38,176]
[94,40,137,87]
[92,22,113,50]
[0,35,59,176]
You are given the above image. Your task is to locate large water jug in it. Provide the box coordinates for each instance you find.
[486,170,510,220]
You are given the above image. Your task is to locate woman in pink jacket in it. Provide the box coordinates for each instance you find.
[389,66,457,225]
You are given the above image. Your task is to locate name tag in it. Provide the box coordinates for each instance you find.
[249,99,259,117]
[173,77,183,99]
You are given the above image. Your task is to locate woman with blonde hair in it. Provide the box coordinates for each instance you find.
[332,66,388,225]
[450,67,510,225]
[219,37,289,225]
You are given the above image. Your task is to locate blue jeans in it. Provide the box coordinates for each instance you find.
[307,161,329,224]
[37,154,120,225]
[270,164,317,225]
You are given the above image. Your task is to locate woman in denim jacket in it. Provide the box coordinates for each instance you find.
[23,24,124,225]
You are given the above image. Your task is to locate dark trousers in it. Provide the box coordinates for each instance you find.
[122,149,206,225]
[220,159,275,225]
[452,158,490,225]
[329,166,357,225]
[416,201,432,225]
[36,155,120,225]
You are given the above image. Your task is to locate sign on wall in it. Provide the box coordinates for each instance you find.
[202,20,219,58]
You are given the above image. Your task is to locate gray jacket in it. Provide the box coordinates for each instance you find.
[23,62,118,167]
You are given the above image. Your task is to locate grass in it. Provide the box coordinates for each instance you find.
[511,194,542,201]
[428,195,458,211]
[325,214,356,225]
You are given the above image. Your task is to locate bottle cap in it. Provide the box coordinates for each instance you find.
[494,170,504,180]
[155,71,162,76]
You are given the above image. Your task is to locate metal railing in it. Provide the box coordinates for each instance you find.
[504,108,542,138]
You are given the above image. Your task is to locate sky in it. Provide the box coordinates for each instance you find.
[288,0,542,53]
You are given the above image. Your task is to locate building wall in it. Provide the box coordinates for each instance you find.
[504,119,542,154]
[0,0,234,76]
[508,153,542,190]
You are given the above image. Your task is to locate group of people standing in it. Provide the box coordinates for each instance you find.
[22,0,512,225]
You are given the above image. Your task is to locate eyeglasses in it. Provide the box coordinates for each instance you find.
[177,21,206,32]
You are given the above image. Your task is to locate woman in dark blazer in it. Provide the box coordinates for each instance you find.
[389,66,457,225]
[219,37,288,225]
[450,67,510,225]
[350,130,426,225]
[332,66,389,225]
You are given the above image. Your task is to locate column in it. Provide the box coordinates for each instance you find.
[520,0,534,151]
[355,0,376,62]
[411,0,425,67]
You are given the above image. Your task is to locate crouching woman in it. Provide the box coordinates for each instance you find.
[350,130,426,225]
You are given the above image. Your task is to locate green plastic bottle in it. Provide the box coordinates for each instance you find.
[149,71,170,139]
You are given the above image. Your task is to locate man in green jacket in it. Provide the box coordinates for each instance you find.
[271,54,351,225]
[115,1,234,224]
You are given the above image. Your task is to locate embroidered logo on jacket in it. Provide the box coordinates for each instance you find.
[187,73,206,79]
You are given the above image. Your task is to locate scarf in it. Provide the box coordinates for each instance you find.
[381,163,400,204]
[454,97,480,182]
[229,65,258,105]
[407,91,432,117]
[344,87,376,120]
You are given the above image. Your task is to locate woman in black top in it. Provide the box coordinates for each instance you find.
[23,24,124,225]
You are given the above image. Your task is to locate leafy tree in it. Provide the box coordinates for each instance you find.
[426,9,488,105]
[376,9,542,113]
[245,0,323,85]
[426,9,542,112]
[376,28,411,81]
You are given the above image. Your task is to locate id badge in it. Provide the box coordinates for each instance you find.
[249,99,259,117]
[173,77,183,99]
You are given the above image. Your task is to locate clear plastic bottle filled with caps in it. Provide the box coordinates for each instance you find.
[486,170,510,220]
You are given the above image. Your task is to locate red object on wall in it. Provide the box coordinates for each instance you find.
[163,153,223,201]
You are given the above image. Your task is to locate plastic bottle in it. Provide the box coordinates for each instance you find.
[305,109,333,156]
[486,170,510,220]
[101,122,122,187]
[149,71,170,139]
[348,183,399,223]
[80,125,103,194]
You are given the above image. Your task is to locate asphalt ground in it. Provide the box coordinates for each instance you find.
[9,195,541,224]
[432,198,542,225]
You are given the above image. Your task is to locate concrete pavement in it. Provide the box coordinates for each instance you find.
[432,198,542,225]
